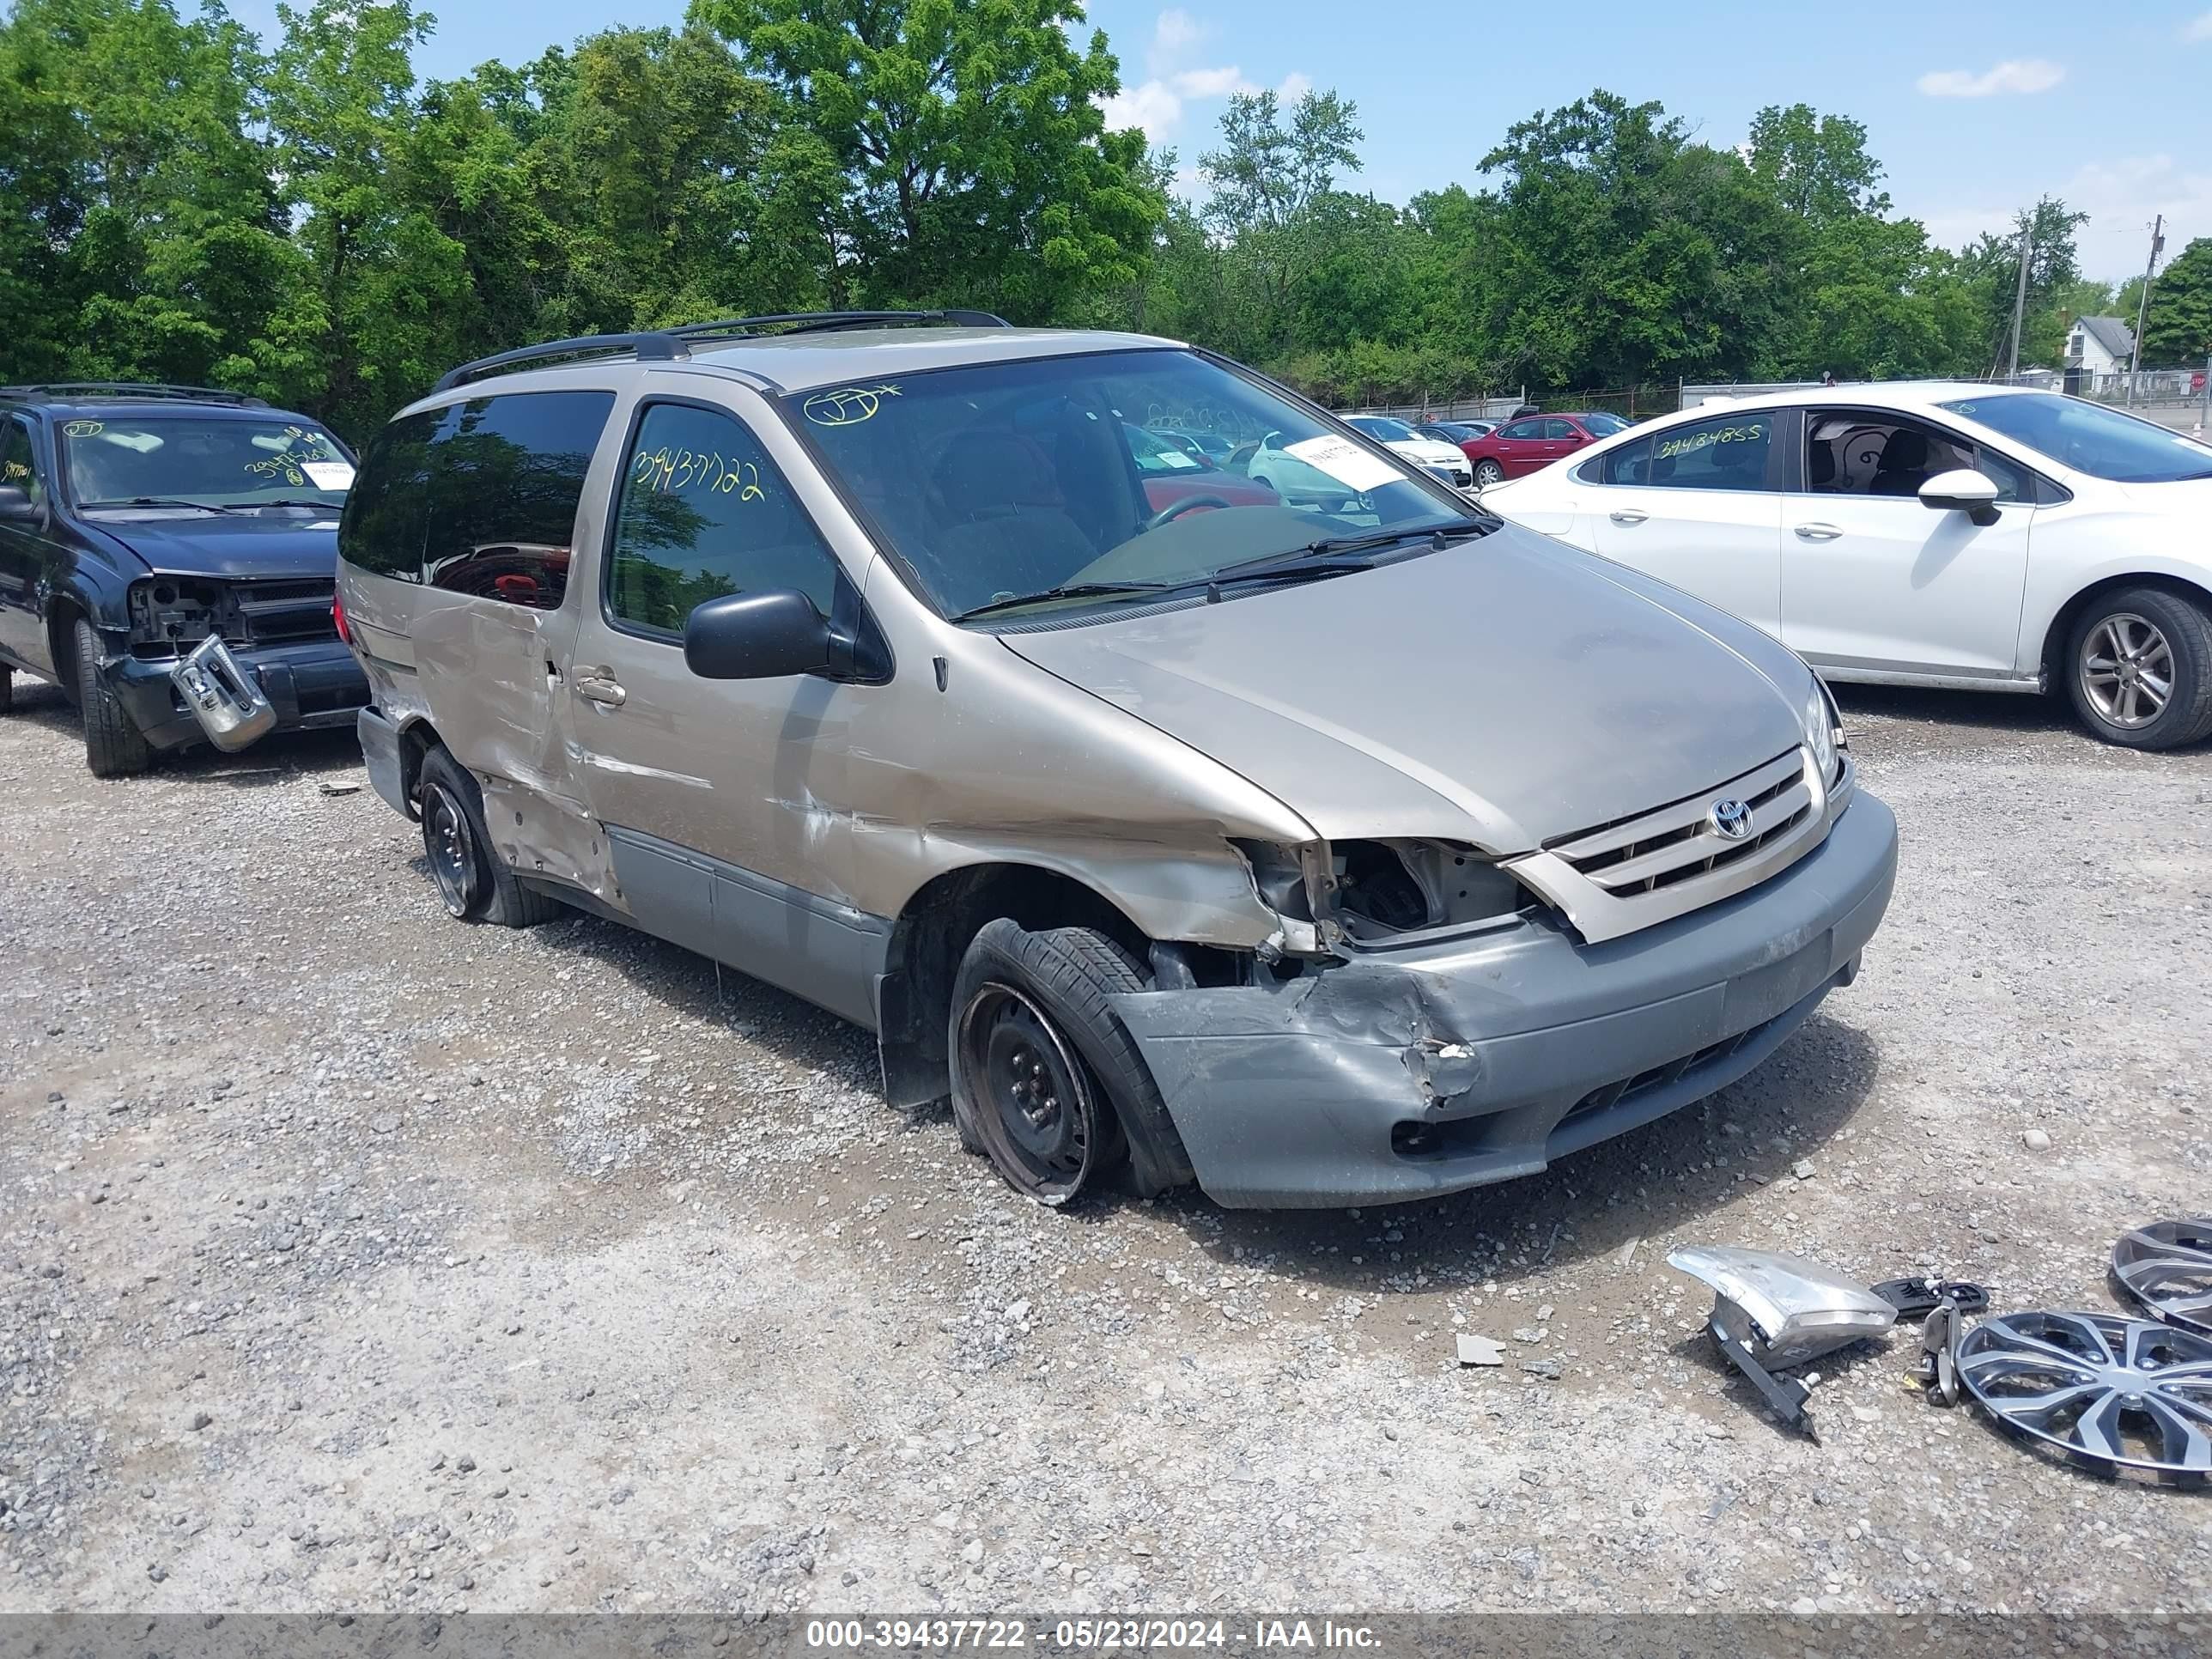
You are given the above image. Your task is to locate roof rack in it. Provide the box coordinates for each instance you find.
[0,381,270,408]
[430,309,1013,394]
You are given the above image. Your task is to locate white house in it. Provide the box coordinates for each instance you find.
[2067,314,2136,375]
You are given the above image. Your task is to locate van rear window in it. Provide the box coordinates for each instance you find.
[341,391,616,607]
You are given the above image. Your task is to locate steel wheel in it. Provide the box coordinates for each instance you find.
[2078,611,2174,730]
[1474,459,1504,488]
[956,981,1102,1203]
[421,778,485,918]
[1955,1310,2212,1485]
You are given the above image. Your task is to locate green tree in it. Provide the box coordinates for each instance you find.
[0,0,308,391]
[693,0,1162,319]
[512,25,835,331]
[2142,237,2212,367]
[1955,196,2089,372]
[1746,103,1887,222]
[1471,90,1800,388]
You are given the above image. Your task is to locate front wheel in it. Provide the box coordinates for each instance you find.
[949,921,1168,1206]
[1473,459,1505,489]
[74,617,152,777]
[2065,586,2212,750]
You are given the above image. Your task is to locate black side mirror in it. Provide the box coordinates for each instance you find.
[683,589,833,681]
[0,484,38,524]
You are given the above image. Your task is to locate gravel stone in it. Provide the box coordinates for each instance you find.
[0,678,2202,1615]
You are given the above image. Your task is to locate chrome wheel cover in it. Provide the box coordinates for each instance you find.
[1956,1310,2212,1485]
[2112,1219,2212,1337]
[2080,611,2174,729]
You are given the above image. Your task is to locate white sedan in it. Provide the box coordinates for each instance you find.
[1344,415,1475,489]
[1482,382,2212,750]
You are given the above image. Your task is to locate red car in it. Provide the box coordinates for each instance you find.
[1462,410,1633,488]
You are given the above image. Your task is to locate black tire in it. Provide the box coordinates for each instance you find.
[949,921,1176,1206]
[73,617,153,777]
[1473,459,1504,489]
[416,746,561,927]
[2064,585,2212,751]
[0,661,12,714]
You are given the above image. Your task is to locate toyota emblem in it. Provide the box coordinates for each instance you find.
[1708,798,1753,841]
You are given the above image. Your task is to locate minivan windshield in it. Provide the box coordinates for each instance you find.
[787,349,1480,620]
[1937,392,2212,484]
[63,416,355,509]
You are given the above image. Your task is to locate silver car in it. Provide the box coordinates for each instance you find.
[336,313,1898,1210]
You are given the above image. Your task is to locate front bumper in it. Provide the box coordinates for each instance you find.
[105,637,370,752]
[1116,792,1899,1208]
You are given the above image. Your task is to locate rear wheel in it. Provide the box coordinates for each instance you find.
[2065,586,2212,750]
[949,921,1166,1206]
[73,617,152,777]
[1474,459,1504,488]
[0,662,12,714]
[417,746,561,927]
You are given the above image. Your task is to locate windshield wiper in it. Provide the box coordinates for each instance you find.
[948,580,1176,623]
[246,497,340,509]
[1289,520,1493,561]
[86,497,244,514]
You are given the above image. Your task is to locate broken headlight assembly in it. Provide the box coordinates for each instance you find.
[1238,837,1542,954]
[128,576,232,659]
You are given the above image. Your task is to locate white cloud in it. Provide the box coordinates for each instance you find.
[1917,58,2066,97]
[1171,65,1251,99]
[2185,10,2212,42]
[1909,153,2212,282]
[1149,7,1206,71]
[1096,9,1307,152]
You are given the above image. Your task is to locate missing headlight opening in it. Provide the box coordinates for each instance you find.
[128,576,341,659]
[1333,839,1531,940]
[128,578,228,659]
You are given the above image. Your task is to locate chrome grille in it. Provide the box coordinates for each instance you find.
[1504,748,1847,945]
[1553,749,1809,896]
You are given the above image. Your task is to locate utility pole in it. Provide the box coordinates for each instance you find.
[2126,213,2164,408]
[2005,217,2032,382]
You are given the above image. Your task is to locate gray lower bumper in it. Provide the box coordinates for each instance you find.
[1116,792,1899,1209]
[356,706,412,819]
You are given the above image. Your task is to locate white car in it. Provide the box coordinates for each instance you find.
[1345,415,1475,489]
[1483,382,2212,750]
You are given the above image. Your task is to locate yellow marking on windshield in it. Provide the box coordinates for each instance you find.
[62,420,104,437]
[803,384,902,426]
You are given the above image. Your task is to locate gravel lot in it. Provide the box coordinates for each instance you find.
[3,672,2208,1617]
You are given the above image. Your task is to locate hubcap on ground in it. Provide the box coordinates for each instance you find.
[2081,612,2173,729]
[957,981,1096,1200]
[422,781,480,917]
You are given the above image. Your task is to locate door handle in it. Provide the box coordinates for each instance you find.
[575,674,627,707]
[1794,522,1843,541]
[1609,509,1649,525]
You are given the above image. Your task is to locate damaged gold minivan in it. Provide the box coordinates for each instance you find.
[337,313,1898,1209]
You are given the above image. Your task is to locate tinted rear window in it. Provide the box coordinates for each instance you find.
[339,410,439,580]
[341,391,615,600]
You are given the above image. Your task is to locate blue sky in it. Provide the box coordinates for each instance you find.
[216,1,2212,284]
